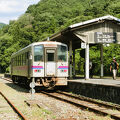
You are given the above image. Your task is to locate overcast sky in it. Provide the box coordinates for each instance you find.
[0,0,40,24]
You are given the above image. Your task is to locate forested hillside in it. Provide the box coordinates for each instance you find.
[0,0,120,75]
[0,23,6,29]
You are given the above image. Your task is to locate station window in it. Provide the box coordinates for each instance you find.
[57,45,67,62]
[34,45,43,61]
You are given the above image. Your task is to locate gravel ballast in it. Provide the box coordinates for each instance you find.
[0,77,114,120]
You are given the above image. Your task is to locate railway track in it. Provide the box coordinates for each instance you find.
[2,76,120,119]
[41,91,120,120]
[0,77,28,120]
[0,91,28,120]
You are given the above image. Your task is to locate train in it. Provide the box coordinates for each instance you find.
[11,41,68,88]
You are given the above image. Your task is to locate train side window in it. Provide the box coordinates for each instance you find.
[14,59,15,66]
[21,54,23,66]
[19,55,21,66]
[20,55,21,66]
[23,53,25,65]
[15,57,17,66]
[17,56,18,66]
[26,52,29,59]
[11,58,13,66]
[18,56,20,66]
[25,53,27,65]
[11,58,15,66]
[34,45,43,61]
[17,56,19,66]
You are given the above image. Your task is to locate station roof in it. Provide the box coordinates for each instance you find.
[46,15,120,49]
[69,15,120,28]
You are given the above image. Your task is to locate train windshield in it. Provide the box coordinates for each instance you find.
[34,45,43,61]
[57,45,67,62]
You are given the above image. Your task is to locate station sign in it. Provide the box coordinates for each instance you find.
[94,32,116,43]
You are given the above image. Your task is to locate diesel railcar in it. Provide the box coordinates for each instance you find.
[11,41,68,88]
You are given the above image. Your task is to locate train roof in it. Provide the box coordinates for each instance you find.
[32,41,67,46]
[11,41,67,58]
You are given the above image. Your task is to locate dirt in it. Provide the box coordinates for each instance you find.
[0,77,114,120]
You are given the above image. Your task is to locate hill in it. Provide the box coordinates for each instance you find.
[0,23,6,29]
[1,0,120,73]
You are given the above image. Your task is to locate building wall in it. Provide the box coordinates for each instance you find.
[74,21,120,44]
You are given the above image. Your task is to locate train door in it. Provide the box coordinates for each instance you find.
[45,48,56,77]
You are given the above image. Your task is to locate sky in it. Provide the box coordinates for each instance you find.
[0,0,40,24]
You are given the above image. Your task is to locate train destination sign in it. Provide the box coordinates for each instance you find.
[94,32,116,43]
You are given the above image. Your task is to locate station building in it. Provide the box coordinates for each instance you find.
[47,15,120,80]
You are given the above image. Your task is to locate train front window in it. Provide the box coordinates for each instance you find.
[47,53,54,62]
[46,50,55,62]
[34,45,43,61]
[57,45,67,62]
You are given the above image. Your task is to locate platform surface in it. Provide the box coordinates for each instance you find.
[68,78,120,87]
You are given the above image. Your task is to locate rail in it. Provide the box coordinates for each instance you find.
[41,91,120,120]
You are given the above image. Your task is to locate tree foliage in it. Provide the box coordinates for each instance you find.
[0,0,120,75]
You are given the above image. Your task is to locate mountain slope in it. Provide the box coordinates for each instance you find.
[1,0,120,73]
[0,23,6,29]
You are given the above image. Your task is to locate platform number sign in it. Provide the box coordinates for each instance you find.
[94,32,116,43]
[81,42,86,49]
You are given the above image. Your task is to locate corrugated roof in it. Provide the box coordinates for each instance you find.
[69,15,120,28]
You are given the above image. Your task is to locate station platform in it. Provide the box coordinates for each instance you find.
[66,78,120,105]
[68,78,120,87]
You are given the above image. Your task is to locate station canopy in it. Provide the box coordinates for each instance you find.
[47,15,120,49]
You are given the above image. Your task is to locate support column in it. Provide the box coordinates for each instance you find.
[73,49,75,77]
[69,40,72,79]
[100,44,104,78]
[85,43,89,80]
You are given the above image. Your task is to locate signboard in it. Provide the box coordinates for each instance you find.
[94,32,116,43]
[81,42,86,49]
[47,50,55,53]
[44,44,57,47]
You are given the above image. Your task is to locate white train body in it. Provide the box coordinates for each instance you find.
[11,41,68,88]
